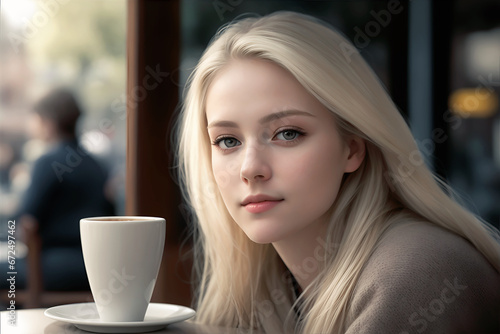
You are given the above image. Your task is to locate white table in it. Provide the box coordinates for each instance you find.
[0,308,247,334]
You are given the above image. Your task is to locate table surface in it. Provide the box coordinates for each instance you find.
[0,308,252,334]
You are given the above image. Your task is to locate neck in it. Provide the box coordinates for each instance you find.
[272,220,330,297]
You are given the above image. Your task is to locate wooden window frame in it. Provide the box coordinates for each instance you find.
[126,0,190,306]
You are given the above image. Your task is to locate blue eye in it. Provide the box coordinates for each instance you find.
[214,137,241,149]
[275,129,301,141]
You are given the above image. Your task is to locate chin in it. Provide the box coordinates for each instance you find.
[243,226,287,245]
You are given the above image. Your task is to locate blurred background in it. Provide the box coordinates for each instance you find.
[0,0,127,228]
[0,0,499,308]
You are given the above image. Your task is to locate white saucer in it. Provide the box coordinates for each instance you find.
[44,302,196,333]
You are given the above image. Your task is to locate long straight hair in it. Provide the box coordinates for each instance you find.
[175,11,500,333]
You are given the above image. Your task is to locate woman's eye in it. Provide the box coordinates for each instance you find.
[275,129,300,141]
[215,137,241,149]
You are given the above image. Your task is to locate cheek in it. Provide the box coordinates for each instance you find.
[212,158,227,189]
[292,145,346,205]
[212,156,240,195]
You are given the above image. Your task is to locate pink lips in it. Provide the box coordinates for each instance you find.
[241,195,283,214]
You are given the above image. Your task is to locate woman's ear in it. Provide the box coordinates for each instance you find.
[344,135,366,173]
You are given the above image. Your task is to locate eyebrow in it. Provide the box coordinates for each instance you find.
[207,109,315,129]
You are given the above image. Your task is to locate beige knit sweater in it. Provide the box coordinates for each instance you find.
[344,222,500,333]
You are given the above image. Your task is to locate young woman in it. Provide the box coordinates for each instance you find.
[175,11,500,333]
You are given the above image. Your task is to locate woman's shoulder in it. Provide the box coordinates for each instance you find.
[345,222,500,334]
[367,221,498,278]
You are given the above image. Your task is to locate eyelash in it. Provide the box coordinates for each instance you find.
[211,136,240,150]
[274,127,306,143]
[211,127,306,152]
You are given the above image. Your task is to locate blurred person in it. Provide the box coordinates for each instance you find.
[1,88,115,293]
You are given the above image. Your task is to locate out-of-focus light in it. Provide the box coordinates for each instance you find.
[464,29,500,81]
[448,88,498,118]
[1,0,37,28]
[80,130,111,156]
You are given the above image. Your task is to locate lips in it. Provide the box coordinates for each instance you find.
[241,194,283,214]
[241,194,283,206]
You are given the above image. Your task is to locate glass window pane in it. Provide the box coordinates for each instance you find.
[0,0,127,231]
[448,0,500,228]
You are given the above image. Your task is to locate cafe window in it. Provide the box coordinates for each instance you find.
[0,0,127,229]
[446,0,500,228]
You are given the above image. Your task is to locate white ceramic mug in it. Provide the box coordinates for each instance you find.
[80,216,166,322]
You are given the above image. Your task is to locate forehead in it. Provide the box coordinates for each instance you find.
[205,58,329,123]
[207,58,297,101]
[209,57,294,86]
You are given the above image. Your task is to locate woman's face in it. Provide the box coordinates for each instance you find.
[206,58,364,244]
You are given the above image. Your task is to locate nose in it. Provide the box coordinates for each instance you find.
[240,146,272,183]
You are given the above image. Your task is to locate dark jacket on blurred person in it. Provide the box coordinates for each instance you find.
[6,88,114,291]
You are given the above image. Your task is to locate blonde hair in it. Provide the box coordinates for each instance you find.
[175,11,500,333]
